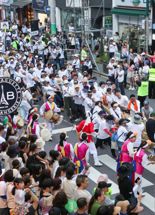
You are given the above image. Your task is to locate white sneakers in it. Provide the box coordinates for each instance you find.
[94,161,102,166]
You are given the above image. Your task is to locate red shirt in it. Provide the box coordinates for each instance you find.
[76,120,94,143]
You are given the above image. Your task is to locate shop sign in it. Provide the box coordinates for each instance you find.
[105,16,112,28]
[32,0,48,12]
[0,78,22,115]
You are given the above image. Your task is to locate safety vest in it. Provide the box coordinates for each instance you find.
[149,68,155,82]
[137,81,149,97]
[81,49,87,61]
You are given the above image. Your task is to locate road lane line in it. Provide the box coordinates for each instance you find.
[88,166,119,194]
[141,192,155,213]
[52,126,76,134]
[98,155,153,188]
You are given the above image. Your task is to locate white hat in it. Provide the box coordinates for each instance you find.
[36,137,45,149]
[63,80,69,84]
[74,54,79,57]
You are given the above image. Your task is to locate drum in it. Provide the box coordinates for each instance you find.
[51,114,63,125]
[41,127,51,142]
[16,117,24,129]
[44,110,53,120]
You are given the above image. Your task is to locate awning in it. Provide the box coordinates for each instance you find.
[112,8,147,16]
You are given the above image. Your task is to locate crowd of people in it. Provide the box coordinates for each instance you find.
[0,22,154,215]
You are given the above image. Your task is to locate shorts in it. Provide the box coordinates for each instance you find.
[127,72,134,79]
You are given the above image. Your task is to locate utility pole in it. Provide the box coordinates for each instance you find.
[48,0,56,34]
[145,0,149,53]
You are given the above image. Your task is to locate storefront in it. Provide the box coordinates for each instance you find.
[112,0,152,50]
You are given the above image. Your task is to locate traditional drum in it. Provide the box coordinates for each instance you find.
[40,126,51,142]
[44,110,53,121]
[51,114,63,125]
[16,117,24,129]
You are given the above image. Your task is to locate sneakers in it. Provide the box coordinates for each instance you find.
[94,161,102,166]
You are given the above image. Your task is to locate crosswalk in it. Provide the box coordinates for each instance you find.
[88,154,155,213]
[52,125,155,214]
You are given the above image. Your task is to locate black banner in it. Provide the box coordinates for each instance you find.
[32,0,48,12]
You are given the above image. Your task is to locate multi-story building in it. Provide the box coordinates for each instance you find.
[111,0,152,50]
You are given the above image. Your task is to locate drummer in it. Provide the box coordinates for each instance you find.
[40,93,61,140]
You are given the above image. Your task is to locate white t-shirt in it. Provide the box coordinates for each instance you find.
[117,126,128,142]
[128,123,145,147]
[97,120,110,139]
[117,69,124,83]
[114,95,129,108]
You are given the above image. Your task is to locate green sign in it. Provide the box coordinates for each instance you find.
[105,16,112,28]
[132,0,140,6]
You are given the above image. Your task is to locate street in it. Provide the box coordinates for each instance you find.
[44,77,155,215]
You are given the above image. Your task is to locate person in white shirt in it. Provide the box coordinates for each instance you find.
[117,119,129,150]
[62,80,74,119]
[84,91,94,115]
[106,88,115,106]
[57,46,65,68]
[96,114,116,157]
[106,58,115,82]
[110,102,122,121]
[127,94,140,118]
[72,55,80,71]
[91,86,102,103]
[109,41,118,58]
[114,89,129,111]
[44,63,54,75]
[73,84,85,120]
[128,115,145,148]
[58,67,69,80]
[117,64,125,95]
[75,175,92,203]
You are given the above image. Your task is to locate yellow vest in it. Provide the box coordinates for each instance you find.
[149,68,155,81]
[137,81,149,96]
[81,49,87,61]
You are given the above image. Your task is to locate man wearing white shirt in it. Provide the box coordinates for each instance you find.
[128,115,145,148]
[72,55,80,70]
[117,65,125,95]
[62,80,74,119]
[73,85,85,119]
[44,63,54,75]
[114,89,129,111]
[84,91,94,115]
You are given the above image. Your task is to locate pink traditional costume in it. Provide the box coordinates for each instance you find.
[40,94,61,138]
[55,141,74,160]
[74,140,89,173]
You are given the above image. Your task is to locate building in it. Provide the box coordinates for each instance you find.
[56,0,112,32]
[0,0,13,21]
[111,0,152,50]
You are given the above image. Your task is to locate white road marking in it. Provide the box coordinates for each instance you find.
[52,126,76,134]
[141,192,155,213]
[98,155,153,188]
[88,166,119,194]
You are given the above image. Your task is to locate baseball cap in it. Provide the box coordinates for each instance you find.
[98,181,112,189]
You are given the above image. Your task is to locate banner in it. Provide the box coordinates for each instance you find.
[32,0,48,12]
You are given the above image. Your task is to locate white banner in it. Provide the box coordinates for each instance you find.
[66,0,82,8]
